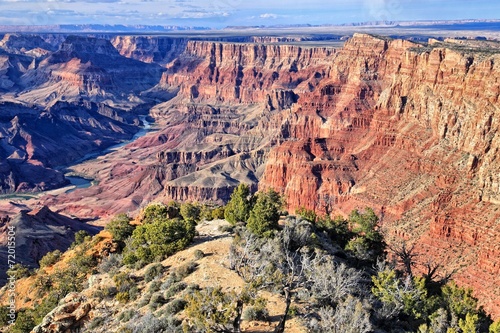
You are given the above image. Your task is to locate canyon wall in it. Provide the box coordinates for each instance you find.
[149,34,500,316]
[0,35,167,193]
[260,34,500,315]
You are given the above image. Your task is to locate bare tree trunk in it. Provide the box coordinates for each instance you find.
[274,287,292,333]
[233,299,243,333]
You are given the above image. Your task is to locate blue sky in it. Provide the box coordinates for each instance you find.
[0,0,498,27]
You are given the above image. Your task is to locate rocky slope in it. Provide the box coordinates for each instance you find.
[17,36,165,105]
[0,33,56,55]
[0,100,139,193]
[0,206,100,283]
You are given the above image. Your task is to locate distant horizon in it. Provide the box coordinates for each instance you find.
[0,0,499,29]
[0,18,500,32]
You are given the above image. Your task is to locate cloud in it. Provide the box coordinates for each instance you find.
[259,13,278,19]
[180,8,230,19]
[62,0,121,2]
[0,0,498,27]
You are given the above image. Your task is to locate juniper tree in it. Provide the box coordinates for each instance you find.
[105,213,135,243]
[224,184,252,225]
[246,189,283,237]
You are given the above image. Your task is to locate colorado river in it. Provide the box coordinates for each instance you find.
[0,115,154,200]
[64,115,153,189]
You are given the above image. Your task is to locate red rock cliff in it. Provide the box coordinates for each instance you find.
[257,34,500,317]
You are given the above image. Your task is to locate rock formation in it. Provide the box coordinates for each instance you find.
[0,35,169,193]
[0,100,139,193]
[0,206,100,283]
[31,293,92,333]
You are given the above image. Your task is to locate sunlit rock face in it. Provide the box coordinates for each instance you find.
[154,34,500,316]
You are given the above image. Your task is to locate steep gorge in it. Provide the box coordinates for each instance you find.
[5,33,499,317]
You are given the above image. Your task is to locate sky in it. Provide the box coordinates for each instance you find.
[0,0,498,28]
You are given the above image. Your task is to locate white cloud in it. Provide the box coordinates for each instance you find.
[259,13,278,19]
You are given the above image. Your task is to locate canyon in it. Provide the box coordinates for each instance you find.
[0,31,499,318]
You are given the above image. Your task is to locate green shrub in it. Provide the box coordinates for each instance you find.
[296,206,317,223]
[0,306,10,326]
[72,230,90,247]
[184,283,201,294]
[123,253,139,266]
[9,310,36,333]
[164,282,187,299]
[242,305,269,321]
[242,296,268,321]
[6,264,32,280]
[442,282,481,319]
[211,206,225,220]
[138,294,152,308]
[126,312,181,333]
[317,215,350,247]
[124,217,195,264]
[144,263,164,282]
[287,305,299,318]
[193,249,205,260]
[164,299,187,315]
[114,272,134,292]
[118,309,136,322]
[172,261,197,281]
[490,321,500,333]
[199,205,214,221]
[33,271,53,295]
[160,277,177,291]
[88,317,105,329]
[98,253,123,274]
[344,208,385,261]
[67,252,97,275]
[93,286,115,300]
[247,189,282,237]
[149,279,162,293]
[39,250,62,268]
[129,286,139,301]
[218,224,235,233]
[105,213,135,242]
[180,202,201,224]
[183,287,243,332]
[104,286,117,298]
[116,291,130,303]
[149,292,166,310]
[141,202,180,224]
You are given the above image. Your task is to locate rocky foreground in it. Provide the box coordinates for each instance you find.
[0,32,499,316]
